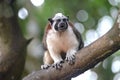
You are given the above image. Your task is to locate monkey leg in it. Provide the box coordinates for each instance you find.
[41,51,53,69]
[44,50,54,64]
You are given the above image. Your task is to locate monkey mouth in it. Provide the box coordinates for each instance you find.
[58,26,67,31]
[58,23,68,31]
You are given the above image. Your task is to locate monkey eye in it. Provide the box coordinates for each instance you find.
[57,19,61,22]
[63,18,68,21]
[63,18,67,21]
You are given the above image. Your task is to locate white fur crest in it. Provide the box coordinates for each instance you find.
[53,13,67,20]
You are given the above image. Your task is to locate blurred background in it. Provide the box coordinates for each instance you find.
[16,0,120,80]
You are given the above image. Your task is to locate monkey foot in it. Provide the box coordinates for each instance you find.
[65,53,76,65]
[52,60,64,69]
[41,64,51,69]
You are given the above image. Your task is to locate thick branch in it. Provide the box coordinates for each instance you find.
[23,13,120,80]
[0,1,28,80]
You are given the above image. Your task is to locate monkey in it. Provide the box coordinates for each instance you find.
[41,13,84,69]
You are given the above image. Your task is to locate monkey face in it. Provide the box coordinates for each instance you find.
[53,18,68,32]
[48,13,69,32]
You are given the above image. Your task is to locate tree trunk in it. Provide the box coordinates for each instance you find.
[0,0,28,80]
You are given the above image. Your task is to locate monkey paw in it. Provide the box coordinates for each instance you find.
[52,60,64,69]
[65,50,76,65]
[41,64,51,69]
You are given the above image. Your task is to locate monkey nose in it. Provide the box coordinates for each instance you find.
[59,23,65,28]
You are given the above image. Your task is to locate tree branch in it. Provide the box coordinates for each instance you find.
[23,12,120,80]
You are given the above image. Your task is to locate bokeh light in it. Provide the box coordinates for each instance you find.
[113,73,120,80]
[18,7,28,20]
[112,60,120,73]
[74,22,85,33]
[108,0,118,6]
[30,0,44,7]
[110,7,118,19]
[27,38,43,58]
[109,0,120,6]
[85,29,99,46]
[112,57,120,73]
[26,20,40,38]
[102,59,109,69]
[97,16,113,37]
[76,10,88,22]
[72,70,98,80]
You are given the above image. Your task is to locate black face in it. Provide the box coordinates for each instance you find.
[48,18,69,32]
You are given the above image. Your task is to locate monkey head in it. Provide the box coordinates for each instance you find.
[48,13,69,32]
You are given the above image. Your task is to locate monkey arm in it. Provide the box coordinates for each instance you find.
[72,27,84,49]
[68,22,84,50]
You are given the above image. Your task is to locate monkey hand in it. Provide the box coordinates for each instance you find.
[52,60,64,70]
[41,64,51,69]
[65,49,76,65]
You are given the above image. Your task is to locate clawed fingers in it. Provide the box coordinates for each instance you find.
[65,54,76,65]
[41,64,51,69]
[52,60,64,70]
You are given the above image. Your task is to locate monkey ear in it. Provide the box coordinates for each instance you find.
[67,16,69,21]
[48,18,53,24]
[67,16,69,18]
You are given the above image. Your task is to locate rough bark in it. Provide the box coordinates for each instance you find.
[23,12,120,80]
[0,0,29,80]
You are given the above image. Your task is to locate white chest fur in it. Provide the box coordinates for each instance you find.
[46,26,79,53]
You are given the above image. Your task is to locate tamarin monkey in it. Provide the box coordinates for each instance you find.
[41,13,84,69]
